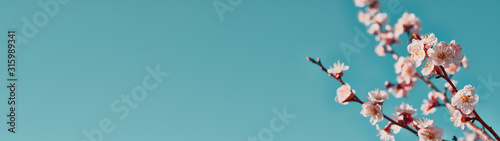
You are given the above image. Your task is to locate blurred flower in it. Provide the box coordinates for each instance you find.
[394,11,421,38]
[461,56,469,69]
[373,13,388,24]
[375,43,386,57]
[389,76,416,98]
[354,0,374,7]
[376,124,395,141]
[444,79,458,89]
[368,24,381,34]
[396,103,416,125]
[358,11,372,26]
[444,63,460,75]
[390,114,402,134]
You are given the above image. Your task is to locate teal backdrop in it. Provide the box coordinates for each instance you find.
[0,0,499,140]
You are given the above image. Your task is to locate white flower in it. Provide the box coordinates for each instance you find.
[457,132,477,141]
[327,60,349,74]
[389,76,416,98]
[394,11,420,38]
[421,59,435,76]
[444,63,460,75]
[390,114,402,134]
[396,102,417,116]
[400,64,417,84]
[394,22,404,39]
[420,91,443,116]
[368,24,381,34]
[373,13,388,24]
[336,84,355,105]
[376,124,395,141]
[449,40,465,66]
[396,103,416,125]
[420,33,438,49]
[368,89,389,103]
[429,91,445,100]
[413,118,434,129]
[450,110,468,130]
[427,41,455,67]
[418,124,444,141]
[461,56,469,69]
[451,85,479,114]
[407,39,426,67]
[361,101,384,125]
[394,57,417,83]
[358,11,371,25]
[420,99,436,116]
[375,43,386,57]
[354,0,373,7]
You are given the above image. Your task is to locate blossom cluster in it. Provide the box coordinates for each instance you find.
[306,0,499,140]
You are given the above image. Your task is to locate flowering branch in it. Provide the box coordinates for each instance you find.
[307,0,500,140]
[306,57,419,137]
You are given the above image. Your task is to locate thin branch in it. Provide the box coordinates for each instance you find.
[307,58,419,136]
[473,110,500,140]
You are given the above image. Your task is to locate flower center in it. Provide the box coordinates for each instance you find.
[428,132,436,139]
[460,95,471,104]
[370,107,378,115]
[437,51,446,59]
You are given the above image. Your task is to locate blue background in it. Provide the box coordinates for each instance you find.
[0,0,499,140]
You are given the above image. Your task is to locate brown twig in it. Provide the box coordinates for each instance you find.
[473,110,500,140]
[307,58,419,136]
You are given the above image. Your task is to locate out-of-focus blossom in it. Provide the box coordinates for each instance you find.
[368,24,381,34]
[444,79,458,90]
[396,103,416,125]
[376,124,395,141]
[461,56,469,69]
[354,0,374,7]
[420,91,443,115]
[394,11,421,38]
[375,43,386,57]
[373,13,388,24]
[389,75,416,98]
[444,63,461,75]
[390,114,402,134]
